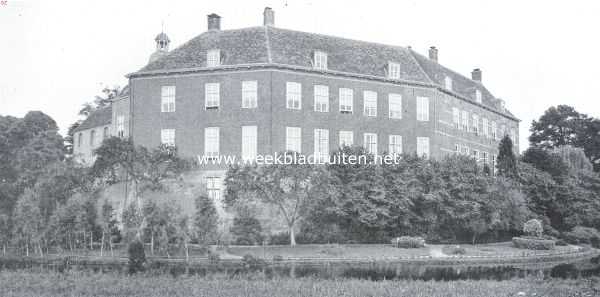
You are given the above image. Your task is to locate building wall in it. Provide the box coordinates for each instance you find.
[112,96,131,139]
[73,124,111,165]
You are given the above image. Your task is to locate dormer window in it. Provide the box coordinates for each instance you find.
[444,76,453,91]
[313,51,327,70]
[207,49,221,67]
[388,62,401,79]
[475,90,482,103]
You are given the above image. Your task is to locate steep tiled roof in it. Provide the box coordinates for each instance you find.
[133,26,515,119]
[73,106,112,132]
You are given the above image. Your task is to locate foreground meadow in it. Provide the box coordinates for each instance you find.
[0,271,598,297]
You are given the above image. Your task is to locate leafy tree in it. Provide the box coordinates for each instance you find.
[193,194,219,245]
[522,146,568,177]
[497,135,518,179]
[127,240,146,274]
[11,189,44,256]
[230,212,263,245]
[224,153,334,246]
[523,219,543,237]
[47,192,96,252]
[0,213,10,255]
[98,200,117,256]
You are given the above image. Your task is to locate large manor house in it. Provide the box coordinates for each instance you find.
[73,7,519,202]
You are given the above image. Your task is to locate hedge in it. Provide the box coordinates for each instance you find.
[391,236,426,248]
[512,237,555,250]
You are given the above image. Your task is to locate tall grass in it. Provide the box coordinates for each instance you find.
[0,270,597,297]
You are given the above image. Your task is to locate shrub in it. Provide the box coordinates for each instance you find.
[242,254,266,268]
[443,245,466,255]
[272,255,284,262]
[512,237,555,250]
[230,215,263,246]
[391,236,425,248]
[127,240,146,274]
[564,226,600,247]
[523,219,543,237]
[208,251,220,263]
[555,239,568,246]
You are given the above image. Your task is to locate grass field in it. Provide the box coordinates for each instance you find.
[0,271,597,297]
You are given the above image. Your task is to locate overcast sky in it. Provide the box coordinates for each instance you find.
[1,0,599,151]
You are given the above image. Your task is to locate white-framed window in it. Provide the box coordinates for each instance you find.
[364,133,377,155]
[205,177,221,202]
[460,145,470,155]
[204,127,219,158]
[205,83,220,109]
[444,76,453,90]
[482,151,489,164]
[482,117,489,137]
[388,62,401,79]
[242,81,258,108]
[160,129,175,146]
[417,137,430,159]
[161,86,176,112]
[314,129,329,160]
[452,108,460,128]
[388,94,402,119]
[510,128,517,144]
[339,88,353,114]
[475,89,482,104]
[455,144,460,154]
[339,131,353,147]
[472,149,480,161]
[388,135,402,155]
[472,114,479,134]
[491,121,497,140]
[286,127,302,153]
[90,130,96,146]
[286,82,301,109]
[241,126,257,161]
[363,91,377,117]
[314,85,329,112]
[116,115,125,138]
[461,110,469,131]
[207,49,221,67]
[417,96,429,121]
[491,154,497,174]
[313,51,327,70]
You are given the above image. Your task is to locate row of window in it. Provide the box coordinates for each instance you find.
[160,127,431,159]
[455,143,497,171]
[451,107,517,143]
[76,115,126,148]
[161,83,430,120]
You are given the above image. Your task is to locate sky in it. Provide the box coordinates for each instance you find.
[1,0,599,151]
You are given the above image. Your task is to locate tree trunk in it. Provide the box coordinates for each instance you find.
[90,231,93,250]
[289,225,296,246]
[472,234,477,245]
[100,232,105,257]
[2,244,5,256]
[150,233,154,255]
[185,242,189,262]
[26,242,29,257]
[38,243,43,257]
[109,238,114,257]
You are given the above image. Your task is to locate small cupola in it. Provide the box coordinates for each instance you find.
[149,31,171,64]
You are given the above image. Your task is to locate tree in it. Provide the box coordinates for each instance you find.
[230,212,263,245]
[224,153,334,246]
[497,135,518,179]
[523,219,543,237]
[0,213,10,255]
[11,189,44,256]
[193,195,218,245]
[98,200,117,257]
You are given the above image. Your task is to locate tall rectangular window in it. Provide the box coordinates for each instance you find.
[482,151,489,164]
[286,82,301,109]
[388,135,402,155]
[388,94,402,119]
[314,129,329,160]
[339,88,353,114]
[388,62,401,79]
[461,110,469,131]
[472,114,479,134]
[492,154,497,175]
[103,127,109,139]
[339,131,353,147]
[241,126,257,161]
[78,133,83,147]
[242,81,258,108]
[205,177,221,202]
[510,128,517,144]
[205,83,220,109]
[286,127,302,153]
[475,89,482,103]
[482,117,489,137]
[364,133,377,155]
[363,91,377,117]
[161,129,175,146]
[116,115,125,138]
[452,107,460,128]
[417,96,429,121]
[314,51,327,70]
[161,86,176,112]
[314,85,329,112]
[417,137,430,159]
[204,127,219,158]
[90,130,96,146]
[472,149,480,161]
[206,49,220,67]
[491,121,497,139]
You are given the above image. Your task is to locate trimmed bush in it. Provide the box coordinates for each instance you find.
[512,237,555,250]
[564,226,600,247]
[391,236,425,248]
[443,245,466,255]
[127,240,146,274]
[523,219,543,237]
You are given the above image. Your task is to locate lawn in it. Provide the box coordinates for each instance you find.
[0,271,597,297]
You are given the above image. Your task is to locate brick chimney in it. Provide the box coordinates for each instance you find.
[428,46,438,62]
[263,7,275,26]
[207,13,221,30]
[471,68,482,82]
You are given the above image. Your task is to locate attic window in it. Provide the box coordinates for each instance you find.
[444,76,453,91]
[475,90,482,103]
[313,51,327,70]
[388,62,401,79]
[207,49,221,67]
